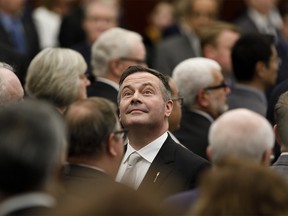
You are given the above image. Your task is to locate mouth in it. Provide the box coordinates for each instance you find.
[126,107,148,114]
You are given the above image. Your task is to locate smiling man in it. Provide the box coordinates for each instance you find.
[115,65,210,201]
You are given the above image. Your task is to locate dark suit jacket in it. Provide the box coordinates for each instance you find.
[59,7,85,48]
[173,109,211,160]
[155,34,197,76]
[235,12,259,35]
[137,135,210,200]
[87,80,118,105]
[272,154,288,180]
[0,13,40,84]
[164,189,199,216]
[64,163,114,184]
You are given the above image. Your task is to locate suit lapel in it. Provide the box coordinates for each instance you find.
[138,135,176,190]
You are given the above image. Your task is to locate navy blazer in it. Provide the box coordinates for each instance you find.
[137,135,210,200]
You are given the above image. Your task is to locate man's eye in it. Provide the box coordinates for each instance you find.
[143,90,152,95]
[123,92,132,97]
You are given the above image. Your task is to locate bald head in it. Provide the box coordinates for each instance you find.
[208,108,274,165]
[0,63,24,106]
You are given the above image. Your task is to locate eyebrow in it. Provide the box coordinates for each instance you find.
[121,82,154,91]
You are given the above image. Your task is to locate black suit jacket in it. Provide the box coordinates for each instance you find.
[137,135,210,200]
[64,163,114,184]
[174,109,211,160]
[0,13,40,84]
[87,80,118,105]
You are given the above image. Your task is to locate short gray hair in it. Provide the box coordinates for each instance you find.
[208,108,274,163]
[0,62,23,106]
[0,99,67,194]
[172,57,221,108]
[274,91,288,147]
[91,27,143,77]
[25,48,87,108]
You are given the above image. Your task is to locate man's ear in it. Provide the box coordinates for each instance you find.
[196,90,209,107]
[274,124,281,146]
[206,146,212,162]
[255,61,266,79]
[261,149,272,166]
[165,100,173,117]
[107,133,118,157]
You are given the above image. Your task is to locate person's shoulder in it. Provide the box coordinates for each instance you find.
[158,34,186,48]
[166,136,209,166]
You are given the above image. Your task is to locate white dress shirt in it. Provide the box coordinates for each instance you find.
[115,132,167,189]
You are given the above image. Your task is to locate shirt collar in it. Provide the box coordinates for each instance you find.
[123,132,168,164]
[96,77,119,91]
[0,192,55,216]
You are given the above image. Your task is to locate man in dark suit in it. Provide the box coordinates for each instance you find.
[155,0,219,75]
[0,0,40,84]
[272,91,288,179]
[172,57,230,159]
[64,97,125,187]
[88,27,147,105]
[0,100,67,216]
[115,65,210,201]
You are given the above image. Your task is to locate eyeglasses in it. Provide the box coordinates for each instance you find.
[114,129,128,141]
[204,82,228,91]
[171,97,184,106]
[119,57,146,65]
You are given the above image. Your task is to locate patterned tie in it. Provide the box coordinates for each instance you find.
[120,152,142,189]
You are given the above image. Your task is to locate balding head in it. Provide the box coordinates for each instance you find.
[207,108,274,165]
[0,63,24,106]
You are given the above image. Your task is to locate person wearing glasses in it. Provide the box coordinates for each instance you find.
[228,34,279,116]
[115,65,210,201]
[63,97,126,190]
[87,27,147,106]
[172,57,230,159]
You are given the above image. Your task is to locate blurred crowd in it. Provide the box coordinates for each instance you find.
[1,0,288,215]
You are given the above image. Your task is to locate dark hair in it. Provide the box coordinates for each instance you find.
[0,99,66,195]
[232,34,274,81]
[65,97,117,158]
[118,65,172,102]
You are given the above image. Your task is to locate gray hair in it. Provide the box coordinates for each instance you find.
[0,62,23,106]
[274,91,288,147]
[91,27,143,77]
[25,48,87,108]
[0,99,67,194]
[172,57,221,108]
[208,108,274,163]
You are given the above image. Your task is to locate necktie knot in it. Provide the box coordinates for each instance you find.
[127,152,141,167]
